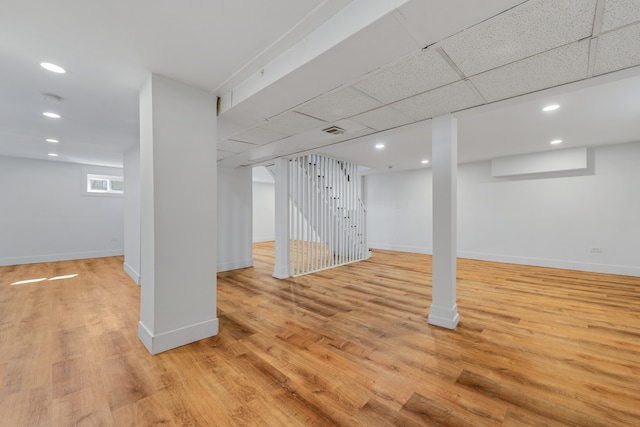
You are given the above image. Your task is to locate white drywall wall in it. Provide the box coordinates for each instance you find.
[218,166,253,271]
[252,181,275,242]
[365,142,640,276]
[0,155,124,266]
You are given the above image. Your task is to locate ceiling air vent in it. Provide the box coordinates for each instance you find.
[322,126,346,135]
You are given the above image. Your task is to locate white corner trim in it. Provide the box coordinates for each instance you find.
[123,262,141,285]
[138,318,219,355]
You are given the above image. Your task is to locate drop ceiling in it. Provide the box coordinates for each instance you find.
[216,0,640,174]
[1,0,639,174]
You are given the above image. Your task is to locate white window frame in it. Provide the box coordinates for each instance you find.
[83,172,124,197]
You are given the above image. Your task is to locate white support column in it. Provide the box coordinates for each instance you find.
[273,157,290,279]
[138,74,218,355]
[428,113,460,329]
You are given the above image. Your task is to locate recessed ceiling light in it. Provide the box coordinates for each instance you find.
[48,153,59,157]
[550,139,563,145]
[46,138,59,143]
[375,143,385,149]
[542,104,560,112]
[40,62,66,74]
[421,159,429,164]
[43,112,61,119]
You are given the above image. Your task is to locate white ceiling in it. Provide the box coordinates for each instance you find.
[0,0,351,166]
[1,0,639,175]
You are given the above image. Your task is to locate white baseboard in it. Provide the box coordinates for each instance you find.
[458,251,640,277]
[369,243,432,255]
[138,318,219,355]
[0,249,125,267]
[428,303,460,330]
[217,258,253,273]
[123,262,140,285]
[368,245,640,277]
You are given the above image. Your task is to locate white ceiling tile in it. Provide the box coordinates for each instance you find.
[294,127,377,152]
[390,81,484,121]
[351,106,414,131]
[594,22,640,75]
[439,0,597,76]
[352,49,461,103]
[295,86,382,122]
[316,120,433,173]
[217,149,236,160]
[261,111,326,135]
[601,0,640,32]
[217,140,257,153]
[395,0,526,48]
[229,127,288,145]
[470,39,590,103]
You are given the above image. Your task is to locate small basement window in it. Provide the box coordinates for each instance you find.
[87,174,124,195]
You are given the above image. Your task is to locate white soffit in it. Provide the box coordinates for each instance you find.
[295,86,382,122]
[216,11,419,135]
[601,0,640,32]
[229,127,288,145]
[471,39,590,103]
[214,0,354,94]
[594,22,640,76]
[261,111,326,135]
[351,106,414,131]
[491,147,588,176]
[390,81,484,121]
[222,0,418,112]
[353,48,460,104]
[217,140,258,153]
[438,0,598,76]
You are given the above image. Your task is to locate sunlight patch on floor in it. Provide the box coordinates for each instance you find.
[11,273,78,285]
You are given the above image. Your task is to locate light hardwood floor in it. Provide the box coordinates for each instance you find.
[1,243,639,426]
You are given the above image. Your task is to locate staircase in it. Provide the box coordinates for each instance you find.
[288,154,369,276]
